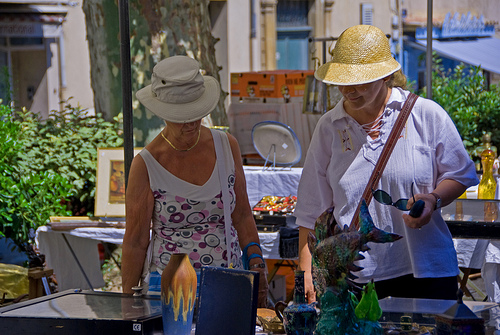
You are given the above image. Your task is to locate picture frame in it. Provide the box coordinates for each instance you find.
[94,147,142,217]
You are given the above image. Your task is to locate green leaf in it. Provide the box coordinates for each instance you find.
[0,100,123,247]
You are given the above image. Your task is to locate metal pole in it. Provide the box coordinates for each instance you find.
[62,234,94,290]
[308,37,338,114]
[118,0,134,188]
[426,0,433,99]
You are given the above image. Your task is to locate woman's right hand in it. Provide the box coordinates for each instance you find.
[299,226,317,303]
[304,270,316,303]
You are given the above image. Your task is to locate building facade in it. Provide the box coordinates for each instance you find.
[1,0,498,120]
[0,0,93,118]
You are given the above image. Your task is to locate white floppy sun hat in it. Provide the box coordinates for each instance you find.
[315,25,401,86]
[136,55,220,123]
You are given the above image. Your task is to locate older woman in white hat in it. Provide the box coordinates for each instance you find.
[122,56,268,306]
[295,25,478,302]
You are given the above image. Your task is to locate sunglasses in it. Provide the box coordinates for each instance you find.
[372,190,409,210]
[371,183,417,211]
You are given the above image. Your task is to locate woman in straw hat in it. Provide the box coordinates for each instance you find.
[122,55,268,306]
[294,25,478,302]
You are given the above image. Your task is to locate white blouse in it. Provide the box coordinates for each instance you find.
[294,87,479,283]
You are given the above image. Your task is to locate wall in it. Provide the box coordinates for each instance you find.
[60,2,94,112]
[328,0,393,38]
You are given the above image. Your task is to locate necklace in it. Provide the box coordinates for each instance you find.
[161,129,201,152]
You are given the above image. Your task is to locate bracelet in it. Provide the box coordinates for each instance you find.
[430,192,442,210]
[249,262,266,270]
[242,242,263,270]
[242,242,262,256]
[248,253,263,262]
[243,253,264,270]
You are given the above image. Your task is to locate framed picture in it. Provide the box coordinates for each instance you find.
[95,148,142,217]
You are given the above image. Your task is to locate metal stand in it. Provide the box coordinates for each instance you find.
[261,144,293,172]
[262,144,277,171]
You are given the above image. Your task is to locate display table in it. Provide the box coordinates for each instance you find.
[442,199,500,302]
[35,226,291,291]
[243,166,303,206]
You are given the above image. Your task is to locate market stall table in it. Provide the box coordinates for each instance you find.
[443,199,500,301]
[35,225,293,291]
[35,167,500,305]
[243,165,302,207]
[2,289,499,334]
[0,283,268,335]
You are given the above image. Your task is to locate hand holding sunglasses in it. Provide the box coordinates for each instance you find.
[372,183,425,218]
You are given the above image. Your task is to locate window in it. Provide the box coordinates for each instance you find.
[276,0,311,70]
[10,37,43,46]
[277,0,309,28]
[361,3,373,25]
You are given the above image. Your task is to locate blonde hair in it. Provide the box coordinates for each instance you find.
[386,69,407,89]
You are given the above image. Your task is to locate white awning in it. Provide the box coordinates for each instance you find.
[415,37,500,74]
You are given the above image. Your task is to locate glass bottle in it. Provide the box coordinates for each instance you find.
[275,270,317,335]
[475,133,497,172]
[455,190,467,220]
[478,147,498,221]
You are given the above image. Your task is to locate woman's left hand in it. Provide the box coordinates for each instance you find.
[402,193,437,229]
[255,267,269,307]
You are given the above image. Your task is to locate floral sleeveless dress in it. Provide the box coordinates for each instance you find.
[139,130,243,292]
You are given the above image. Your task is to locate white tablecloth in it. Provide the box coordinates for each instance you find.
[36,226,107,291]
[35,226,283,292]
[243,166,303,206]
[454,238,500,302]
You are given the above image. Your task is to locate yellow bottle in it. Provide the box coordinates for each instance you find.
[475,133,497,163]
[478,148,497,200]
[474,133,497,172]
[478,147,498,221]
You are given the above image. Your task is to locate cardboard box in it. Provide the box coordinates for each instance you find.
[230,70,314,103]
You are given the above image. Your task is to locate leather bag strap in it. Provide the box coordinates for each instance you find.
[350,92,419,230]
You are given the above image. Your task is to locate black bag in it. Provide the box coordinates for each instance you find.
[279,227,299,259]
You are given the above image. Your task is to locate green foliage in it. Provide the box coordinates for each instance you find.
[420,59,500,163]
[15,101,124,215]
[0,101,123,247]
[0,66,12,103]
[101,246,122,292]
[0,104,73,245]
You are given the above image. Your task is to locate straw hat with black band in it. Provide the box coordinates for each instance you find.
[315,25,401,86]
[136,55,220,123]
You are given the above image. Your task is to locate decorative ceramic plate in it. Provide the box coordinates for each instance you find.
[251,121,302,166]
